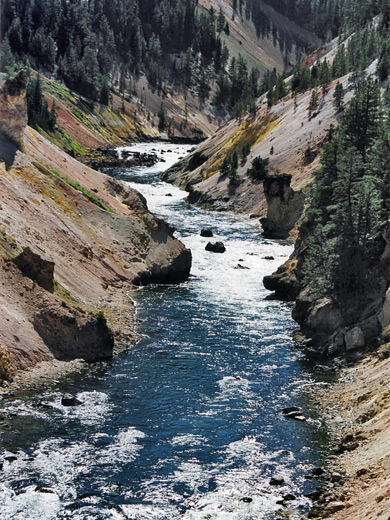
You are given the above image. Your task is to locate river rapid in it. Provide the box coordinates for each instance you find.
[0,144,328,520]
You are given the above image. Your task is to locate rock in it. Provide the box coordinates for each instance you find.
[13,247,55,293]
[377,342,390,359]
[205,241,226,253]
[284,411,306,420]
[36,486,56,494]
[4,456,17,462]
[282,406,301,414]
[270,475,285,486]
[292,415,306,422]
[61,393,82,406]
[325,501,346,513]
[356,467,368,477]
[331,473,342,482]
[263,256,275,260]
[263,258,301,302]
[165,193,172,197]
[260,174,305,238]
[33,308,114,363]
[312,467,325,477]
[240,497,253,503]
[283,493,296,501]
[344,327,365,351]
[293,295,344,346]
[235,264,249,270]
[200,229,213,237]
[305,489,322,500]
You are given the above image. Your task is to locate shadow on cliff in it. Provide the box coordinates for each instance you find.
[0,133,17,168]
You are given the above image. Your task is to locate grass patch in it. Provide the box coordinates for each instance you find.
[72,107,95,131]
[50,168,113,212]
[53,279,77,302]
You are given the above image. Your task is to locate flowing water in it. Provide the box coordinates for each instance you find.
[0,144,328,520]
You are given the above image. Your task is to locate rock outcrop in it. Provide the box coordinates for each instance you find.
[13,247,55,292]
[264,217,390,359]
[33,306,113,362]
[0,70,28,152]
[260,174,305,238]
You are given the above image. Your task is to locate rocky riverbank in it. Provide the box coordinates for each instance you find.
[302,348,390,520]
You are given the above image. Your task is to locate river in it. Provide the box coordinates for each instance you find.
[0,144,328,519]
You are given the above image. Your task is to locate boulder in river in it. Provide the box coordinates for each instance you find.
[200,229,213,237]
[282,406,301,415]
[61,393,82,407]
[205,241,226,253]
[270,475,285,486]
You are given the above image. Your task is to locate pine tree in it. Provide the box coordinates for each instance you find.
[158,102,166,131]
[334,81,345,112]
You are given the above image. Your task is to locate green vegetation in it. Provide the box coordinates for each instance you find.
[50,169,113,212]
[26,73,56,132]
[240,143,251,165]
[0,346,14,382]
[246,156,269,180]
[220,151,240,186]
[0,0,263,116]
[304,77,388,305]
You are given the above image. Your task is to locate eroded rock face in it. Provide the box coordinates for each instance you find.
[13,247,54,292]
[33,307,113,362]
[260,174,305,238]
[0,70,28,150]
[263,258,301,301]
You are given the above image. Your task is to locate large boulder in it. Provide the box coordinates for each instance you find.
[205,241,226,253]
[263,258,301,301]
[345,327,365,351]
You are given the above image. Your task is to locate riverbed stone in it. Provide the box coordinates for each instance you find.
[61,393,82,406]
[270,475,285,486]
[325,501,346,513]
[205,241,225,253]
[282,406,301,414]
[200,229,213,237]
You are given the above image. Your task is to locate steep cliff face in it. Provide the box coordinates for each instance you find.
[0,76,192,381]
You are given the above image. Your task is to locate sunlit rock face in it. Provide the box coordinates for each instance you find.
[261,174,305,239]
[0,69,28,151]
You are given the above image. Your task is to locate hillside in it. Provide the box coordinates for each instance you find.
[162,40,347,222]
[0,71,191,381]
